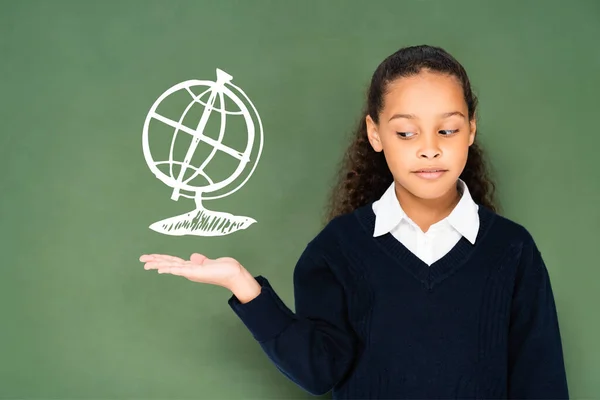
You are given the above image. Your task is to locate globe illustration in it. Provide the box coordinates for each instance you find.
[142,68,264,237]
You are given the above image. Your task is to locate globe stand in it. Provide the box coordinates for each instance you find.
[148,191,257,237]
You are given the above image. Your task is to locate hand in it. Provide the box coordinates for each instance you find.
[140,253,245,290]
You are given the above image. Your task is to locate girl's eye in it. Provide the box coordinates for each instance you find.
[396,129,459,139]
[440,129,459,135]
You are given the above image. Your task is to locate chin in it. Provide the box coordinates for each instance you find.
[399,175,458,200]
[411,189,450,201]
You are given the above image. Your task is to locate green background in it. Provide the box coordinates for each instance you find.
[1,0,598,398]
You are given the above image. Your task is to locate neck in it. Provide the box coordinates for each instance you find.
[394,181,462,233]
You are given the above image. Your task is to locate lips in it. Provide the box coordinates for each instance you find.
[414,168,447,173]
[413,168,447,180]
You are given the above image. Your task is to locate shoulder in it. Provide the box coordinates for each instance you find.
[481,207,545,277]
[311,204,372,246]
[295,204,374,269]
[482,206,538,249]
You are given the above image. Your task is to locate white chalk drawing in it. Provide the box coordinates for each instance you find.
[142,69,264,236]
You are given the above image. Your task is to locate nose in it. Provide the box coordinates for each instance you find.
[417,133,442,159]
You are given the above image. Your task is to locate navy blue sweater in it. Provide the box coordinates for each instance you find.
[228,202,569,399]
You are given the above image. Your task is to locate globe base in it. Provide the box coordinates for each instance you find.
[148,205,256,237]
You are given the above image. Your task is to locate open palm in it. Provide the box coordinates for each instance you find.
[140,253,244,289]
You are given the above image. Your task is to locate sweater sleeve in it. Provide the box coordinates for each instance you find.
[507,239,569,399]
[227,241,358,395]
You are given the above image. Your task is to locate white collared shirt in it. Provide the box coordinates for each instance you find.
[372,179,480,266]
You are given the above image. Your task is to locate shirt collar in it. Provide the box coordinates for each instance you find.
[372,178,480,244]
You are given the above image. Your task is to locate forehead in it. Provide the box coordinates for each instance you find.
[382,72,466,117]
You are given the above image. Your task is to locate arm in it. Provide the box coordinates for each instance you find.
[508,240,569,399]
[227,242,358,396]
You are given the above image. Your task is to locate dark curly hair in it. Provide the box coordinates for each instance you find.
[323,44,500,225]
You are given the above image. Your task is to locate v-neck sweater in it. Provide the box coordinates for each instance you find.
[228,202,569,399]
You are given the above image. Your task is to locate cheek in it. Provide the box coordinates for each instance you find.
[444,141,470,168]
[382,141,411,170]
[449,136,471,153]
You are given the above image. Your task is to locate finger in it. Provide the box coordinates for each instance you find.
[157,266,177,275]
[190,253,208,264]
[140,254,185,263]
[158,265,193,276]
[144,260,186,270]
[151,254,186,262]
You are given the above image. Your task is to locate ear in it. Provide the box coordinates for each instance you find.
[366,115,383,152]
[468,118,477,146]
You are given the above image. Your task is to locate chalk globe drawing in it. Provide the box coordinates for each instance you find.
[142,68,263,236]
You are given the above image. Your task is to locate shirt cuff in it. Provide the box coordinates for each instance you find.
[227,275,295,343]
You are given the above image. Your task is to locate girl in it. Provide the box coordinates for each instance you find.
[140,45,569,399]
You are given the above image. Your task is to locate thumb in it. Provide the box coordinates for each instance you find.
[190,253,208,264]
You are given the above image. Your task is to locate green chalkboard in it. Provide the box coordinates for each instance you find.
[1,0,598,398]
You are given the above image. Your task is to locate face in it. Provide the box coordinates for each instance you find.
[366,70,476,202]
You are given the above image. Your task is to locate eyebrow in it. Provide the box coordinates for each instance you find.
[388,111,466,122]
